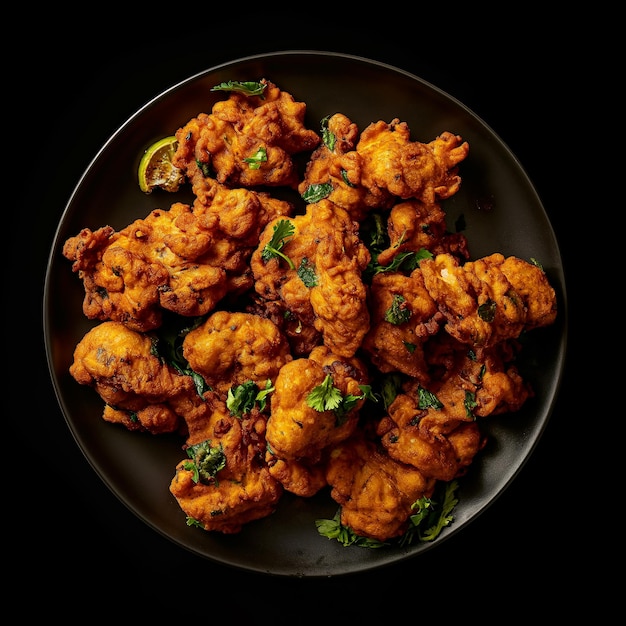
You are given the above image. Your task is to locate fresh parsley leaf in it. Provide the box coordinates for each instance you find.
[210,80,267,97]
[261,219,296,269]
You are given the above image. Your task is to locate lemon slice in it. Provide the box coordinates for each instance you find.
[138,136,185,193]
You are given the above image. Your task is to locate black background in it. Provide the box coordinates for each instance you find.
[21,13,591,618]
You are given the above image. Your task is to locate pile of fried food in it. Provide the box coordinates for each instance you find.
[63,79,557,544]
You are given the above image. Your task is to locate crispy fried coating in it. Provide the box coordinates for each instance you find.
[62,178,294,331]
[361,270,443,382]
[375,199,470,267]
[265,345,369,464]
[182,311,292,397]
[245,295,322,358]
[377,391,486,481]
[265,456,328,497]
[69,321,193,434]
[356,120,469,205]
[170,391,282,534]
[325,434,436,542]
[172,79,320,188]
[251,199,371,357]
[298,113,375,220]
[376,337,528,480]
[420,252,557,348]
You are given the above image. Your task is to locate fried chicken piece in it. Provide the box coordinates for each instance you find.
[361,270,443,382]
[172,79,320,188]
[356,120,469,206]
[251,199,371,357]
[298,113,377,220]
[265,345,370,464]
[375,199,470,267]
[420,252,557,348]
[69,321,193,434]
[325,434,436,542]
[182,311,292,397]
[169,391,282,534]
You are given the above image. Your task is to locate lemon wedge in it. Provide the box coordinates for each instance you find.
[138,136,185,193]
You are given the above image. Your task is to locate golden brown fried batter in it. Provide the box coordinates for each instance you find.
[182,311,292,397]
[265,345,369,464]
[356,120,469,206]
[251,199,371,357]
[420,252,557,348]
[361,270,443,382]
[376,337,529,480]
[170,391,282,534]
[63,178,294,331]
[325,434,436,542]
[377,392,485,481]
[245,295,322,358]
[298,113,375,220]
[172,79,320,188]
[265,456,328,497]
[69,321,193,434]
[375,199,470,267]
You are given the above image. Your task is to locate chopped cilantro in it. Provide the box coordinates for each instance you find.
[243,146,267,169]
[227,379,274,416]
[301,182,333,203]
[183,440,226,485]
[417,385,443,410]
[261,219,296,269]
[297,257,317,287]
[384,294,412,325]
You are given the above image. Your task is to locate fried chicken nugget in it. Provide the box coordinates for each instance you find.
[182,311,292,397]
[265,345,369,464]
[170,391,282,534]
[69,321,193,434]
[356,120,469,205]
[251,199,371,357]
[325,434,436,542]
[361,270,443,382]
[172,79,320,188]
[420,252,554,348]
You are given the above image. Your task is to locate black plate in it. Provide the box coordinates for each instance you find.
[43,51,567,577]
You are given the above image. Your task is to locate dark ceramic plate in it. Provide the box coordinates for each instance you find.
[44,51,567,577]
